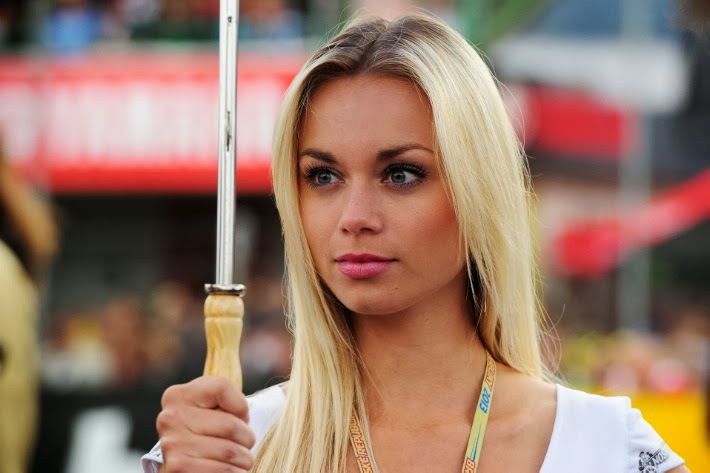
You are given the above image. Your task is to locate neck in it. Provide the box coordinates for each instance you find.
[352,300,488,426]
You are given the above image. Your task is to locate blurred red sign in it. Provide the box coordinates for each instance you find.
[554,169,710,277]
[0,51,630,194]
[0,51,304,193]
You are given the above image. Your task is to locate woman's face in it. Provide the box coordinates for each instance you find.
[298,75,467,317]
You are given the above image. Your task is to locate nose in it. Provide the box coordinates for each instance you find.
[338,183,383,235]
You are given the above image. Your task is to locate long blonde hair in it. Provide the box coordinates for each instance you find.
[254,13,545,472]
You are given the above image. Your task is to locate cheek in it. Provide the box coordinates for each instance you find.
[299,199,331,265]
[416,200,462,261]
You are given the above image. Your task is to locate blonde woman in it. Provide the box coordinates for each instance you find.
[143,13,689,473]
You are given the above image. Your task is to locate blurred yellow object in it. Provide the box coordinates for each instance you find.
[0,240,38,473]
[631,391,709,472]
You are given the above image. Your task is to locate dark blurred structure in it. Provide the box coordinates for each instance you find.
[0,0,30,49]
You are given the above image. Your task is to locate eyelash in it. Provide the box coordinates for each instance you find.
[300,163,428,189]
[302,164,342,189]
[383,163,428,188]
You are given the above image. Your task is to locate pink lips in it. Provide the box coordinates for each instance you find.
[335,253,394,279]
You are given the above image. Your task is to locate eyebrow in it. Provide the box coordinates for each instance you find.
[298,144,433,163]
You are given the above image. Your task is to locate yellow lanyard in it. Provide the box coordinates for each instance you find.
[349,351,497,473]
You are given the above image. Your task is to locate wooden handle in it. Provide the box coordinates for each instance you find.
[203,293,244,390]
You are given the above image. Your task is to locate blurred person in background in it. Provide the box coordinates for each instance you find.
[40,308,115,390]
[351,0,458,27]
[94,0,133,40]
[116,0,159,30]
[40,0,105,53]
[239,0,303,41]
[0,138,57,473]
[101,296,148,386]
[353,0,415,19]
[131,0,216,41]
[144,280,206,386]
[240,273,291,394]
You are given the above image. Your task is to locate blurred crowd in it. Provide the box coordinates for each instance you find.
[558,311,709,395]
[38,275,709,397]
[0,0,306,52]
[41,277,292,395]
[0,0,463,53]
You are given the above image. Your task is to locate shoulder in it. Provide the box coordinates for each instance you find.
[494,366,557,426]
[247,384,287,451]
[541,385,686,473]
[555,384,630,424]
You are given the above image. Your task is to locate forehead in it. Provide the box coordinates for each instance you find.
[298,75,434,152]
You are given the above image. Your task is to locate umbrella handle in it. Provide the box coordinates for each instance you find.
[203,287,245,390]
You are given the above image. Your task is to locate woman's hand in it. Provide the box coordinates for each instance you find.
[156,376,256,473]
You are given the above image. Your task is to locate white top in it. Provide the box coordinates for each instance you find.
[142,384,685,473]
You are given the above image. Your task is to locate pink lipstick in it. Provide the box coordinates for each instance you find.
[335,253,394,279]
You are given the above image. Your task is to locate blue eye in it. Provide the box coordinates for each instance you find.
[316,170,333,185]
[384,164,427,188]
[391,170,408,183]
[302,165,341,188]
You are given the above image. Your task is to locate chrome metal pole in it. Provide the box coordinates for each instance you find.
[214,0,241,289]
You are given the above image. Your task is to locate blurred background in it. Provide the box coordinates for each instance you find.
[0,0,707,471]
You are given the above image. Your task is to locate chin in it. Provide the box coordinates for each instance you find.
[339,296,408,317]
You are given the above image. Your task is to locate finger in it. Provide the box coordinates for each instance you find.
[162,432,254,471]
[179,406,256,448]
[157,405,254,450]
[197,377,249,418]
[162,376,249,420]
